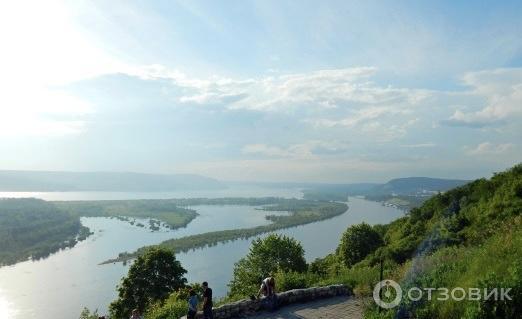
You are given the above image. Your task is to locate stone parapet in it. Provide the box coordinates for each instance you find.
[180,284,351,319]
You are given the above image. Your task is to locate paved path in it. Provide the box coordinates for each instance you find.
[245,296,364,319]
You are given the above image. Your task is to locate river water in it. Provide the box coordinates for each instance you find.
[0,189,403,319]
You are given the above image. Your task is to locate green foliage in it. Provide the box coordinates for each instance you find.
[389,218,522,319]
[361,163,522,318]
[109,247,187,319]
[78,308,99,319]
[228,234,307,297]
[337,223,383,267]
[274,271,308,290]
[144,283,204,319]
[310,254,340,276]
[54,199,198,229]
[364,194,429,210]
[0,198,92,266]
[274,270,324,291]
[286,164,522,319]
[365,164,522,267]
[466,263,522,319]
[145,298,186,319]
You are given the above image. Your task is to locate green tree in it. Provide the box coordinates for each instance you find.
[78,308,99,319]
[228,234,307,296]
[337,223,383,267]
[109,247,187,319]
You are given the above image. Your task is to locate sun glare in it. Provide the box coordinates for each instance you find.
[0,292,12,319]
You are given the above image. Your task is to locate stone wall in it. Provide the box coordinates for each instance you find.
[181,284,351,319]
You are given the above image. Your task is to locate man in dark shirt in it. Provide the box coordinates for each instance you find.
[202,281,213,319]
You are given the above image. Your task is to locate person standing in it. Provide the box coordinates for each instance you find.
[202,281,213,319]
[187,289,198,319]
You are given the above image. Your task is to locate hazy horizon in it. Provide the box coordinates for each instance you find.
[0,167,488,185]
[1,1,521,183]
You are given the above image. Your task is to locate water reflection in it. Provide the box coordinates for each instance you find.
[0,186,303,201]
[0,289,15,319]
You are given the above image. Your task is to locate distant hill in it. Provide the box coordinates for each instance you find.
[370,177,470,195]
[301,177,469,203]
[301,183,379,201]
[0,170,225,192]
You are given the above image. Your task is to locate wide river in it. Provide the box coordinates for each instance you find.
[0,187,404,319]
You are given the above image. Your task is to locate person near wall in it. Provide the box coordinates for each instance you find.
[202,281,214,319]
[187,289,198,319]
[257,276,277,311]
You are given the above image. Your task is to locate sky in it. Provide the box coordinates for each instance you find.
[0,0,521,183]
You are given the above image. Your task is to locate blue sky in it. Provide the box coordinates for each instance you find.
[0,0,521,182]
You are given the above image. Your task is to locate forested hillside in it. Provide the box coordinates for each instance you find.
[370,176,469,195]
[309,164,522,318]
[0,198,91,266]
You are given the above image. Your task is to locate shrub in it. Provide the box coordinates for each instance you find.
[274,270,322,291]
[228,234,307,297]
[78,308,99,319]
[145,299,186,319]
[465,262,522,319]
[337,223,384,267]
[109,247,187,319]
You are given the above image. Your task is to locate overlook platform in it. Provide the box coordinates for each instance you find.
[181,285,364,319]
[246,295,363,319]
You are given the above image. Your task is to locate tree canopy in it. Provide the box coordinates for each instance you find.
[228,234,307,297]
[0,198,91,266]
[109,247,187,319]
[337,222,383,267]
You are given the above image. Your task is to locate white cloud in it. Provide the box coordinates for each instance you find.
[362,118,419,142]
[465,142,515,155]
[242,144,299,158]
[242,140,351,159]
[125,65,432,142]
[444,109,498,127]
[400,143,436,148]
[125,66,521,141]
[215,68,426,112]
[78,65,522,149]
[129,65,429,112]
[306,106,411,128]
[443,68,522,127]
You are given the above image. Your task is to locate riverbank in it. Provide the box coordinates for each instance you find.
[102,200,348,264]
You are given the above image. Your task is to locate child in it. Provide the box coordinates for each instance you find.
[187,289,198,319]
